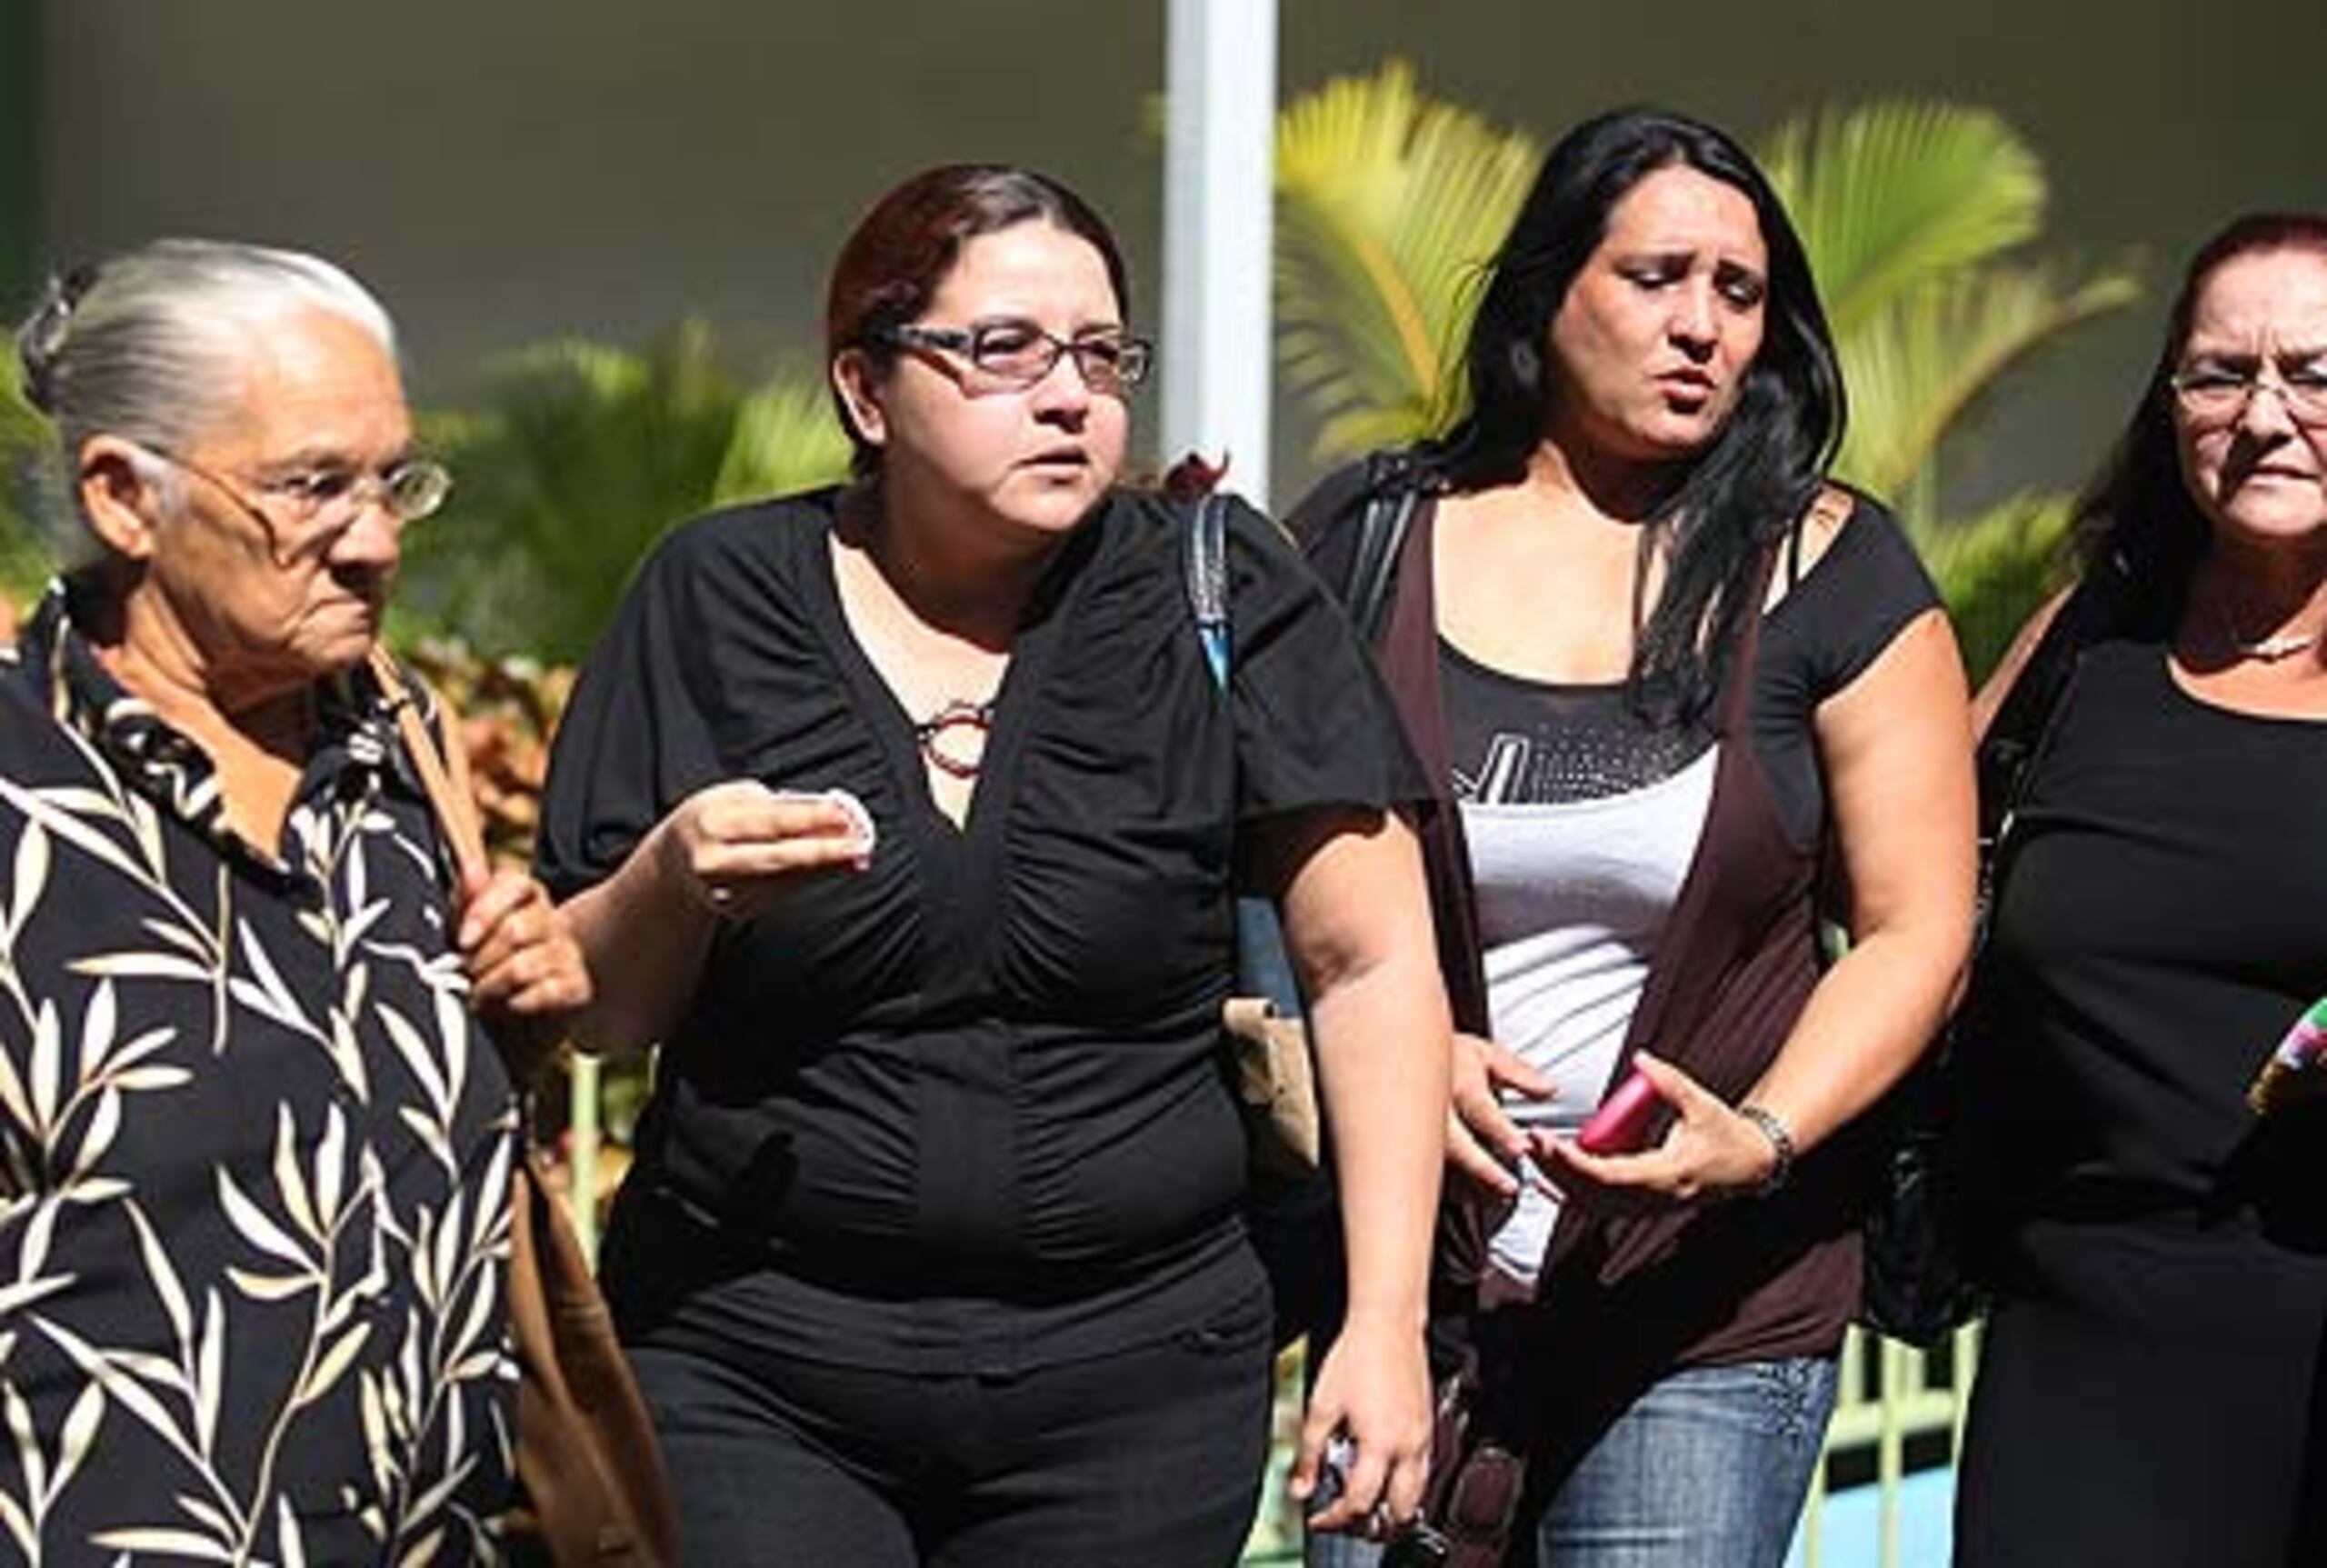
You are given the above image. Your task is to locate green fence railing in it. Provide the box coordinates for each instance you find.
[1795,1325,1976,1568]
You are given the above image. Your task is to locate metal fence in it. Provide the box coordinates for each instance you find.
[1794,1325,1977,1568]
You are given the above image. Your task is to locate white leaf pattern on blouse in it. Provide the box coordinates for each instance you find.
[0,593,515,1561]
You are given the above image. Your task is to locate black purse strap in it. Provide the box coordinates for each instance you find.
[1979,574,2109,847]
[1972,564,2128,939]
[1345,453,1424,644]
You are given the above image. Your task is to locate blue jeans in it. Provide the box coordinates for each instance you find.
[1309,1356,1837,1568]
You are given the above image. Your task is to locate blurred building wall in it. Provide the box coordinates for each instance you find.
[0,4,37,313]
[30,0,2327,510]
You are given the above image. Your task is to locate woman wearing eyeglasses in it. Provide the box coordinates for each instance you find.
[1951,213,2327,1566]
[0,240,586,1562]
[536,164,1446,1565]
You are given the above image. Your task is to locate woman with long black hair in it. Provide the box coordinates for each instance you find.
[1292,107,1976,1566]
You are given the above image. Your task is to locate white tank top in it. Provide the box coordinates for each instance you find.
[1463,744,1717,1289]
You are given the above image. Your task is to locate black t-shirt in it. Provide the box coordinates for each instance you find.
[1963,636,2327,1218]
[1305,472,1939,842]
[536,485,1423,1372]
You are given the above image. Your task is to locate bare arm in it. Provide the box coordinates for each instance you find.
[1267,808,1449,1533]
[557,783,871,1055]
[1544,607,1978,1199]
[1741,606,1977,1147]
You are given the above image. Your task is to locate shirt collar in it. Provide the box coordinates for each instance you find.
[14,583,411,864]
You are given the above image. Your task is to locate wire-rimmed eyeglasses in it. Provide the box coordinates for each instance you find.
[2169,355,2327,428]
[138,442,452,561]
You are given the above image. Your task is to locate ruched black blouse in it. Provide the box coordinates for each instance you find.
[538,486,1423,1373]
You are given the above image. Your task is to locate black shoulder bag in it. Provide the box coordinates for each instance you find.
[1856,577,2101,1346]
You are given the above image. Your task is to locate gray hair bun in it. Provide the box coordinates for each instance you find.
[17,264,96,415]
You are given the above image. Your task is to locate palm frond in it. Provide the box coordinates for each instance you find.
[0,369,57,612]
[1759,102,2048,335]
[1835,260,2140,504]
[404,323,750,660]
[1274,59,1542,462]
[713,366,851,504]
[1907,491,2079,679]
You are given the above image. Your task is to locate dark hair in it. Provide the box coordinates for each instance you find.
[1422,106,1844,718]
[824,164,1129,477]
[2072,211,2327,629]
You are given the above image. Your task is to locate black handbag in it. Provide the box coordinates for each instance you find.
[1855,574,2105,1346]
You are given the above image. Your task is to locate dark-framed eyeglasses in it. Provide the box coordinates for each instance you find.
[884,316,1154,396]
[139,442,453,558]
[2169,355,2327,428]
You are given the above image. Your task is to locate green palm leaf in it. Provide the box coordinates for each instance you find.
[404,321,841,661]
[1759,98,2140,542]
[1274,59,1542,461]
[1836,261,2140,504]
[1907,490,2078,679]
[0,370,57,614]
[713,367,851,505]
[1759,102,2049,335]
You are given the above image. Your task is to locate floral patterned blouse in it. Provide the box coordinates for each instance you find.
[0,591,518,1564]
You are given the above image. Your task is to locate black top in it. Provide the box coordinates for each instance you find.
[537,486,1423,1373]
[0,592,517,1563]
[1440,645,1712,804]
[1368,487,1937,836]
[1748,503,1942,844]
[1963,636,2327,1220]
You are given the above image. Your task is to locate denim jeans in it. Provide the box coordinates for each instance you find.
[1308,1356,1837,1568]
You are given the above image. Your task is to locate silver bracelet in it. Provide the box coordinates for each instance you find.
[1737,1104,1796,1196]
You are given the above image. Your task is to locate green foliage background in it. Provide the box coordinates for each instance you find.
[400,322,850,664]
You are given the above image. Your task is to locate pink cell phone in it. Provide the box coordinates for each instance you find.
[1577,1068,1664,1154]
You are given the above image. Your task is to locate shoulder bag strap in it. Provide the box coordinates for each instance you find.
[1346,460,1423,644]
[1969,571,2118,947]
[1979,576,2101,844]
[1187,493,1231,688]
[1183,495,1309,1016]
[370,645,684,1563]
[366,646,489,884]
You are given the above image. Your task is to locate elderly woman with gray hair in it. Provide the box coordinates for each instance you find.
[0,240,586,1563]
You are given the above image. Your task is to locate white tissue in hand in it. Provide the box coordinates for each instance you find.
[771,786,876,858]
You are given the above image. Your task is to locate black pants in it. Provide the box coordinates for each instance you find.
[603,1182,1274,1568]
[626,1318,1270,1567]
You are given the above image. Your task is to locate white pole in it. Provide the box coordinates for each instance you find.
[1161,0,1277,508]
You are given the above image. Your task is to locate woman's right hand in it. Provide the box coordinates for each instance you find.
[1447,1030,1553,1199]
[651,781,872,923]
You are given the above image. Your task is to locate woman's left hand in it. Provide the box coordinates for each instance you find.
[457,867,594,1084]
[1290,1310,1433,1539]
[1533,1052,1783,1213]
